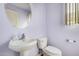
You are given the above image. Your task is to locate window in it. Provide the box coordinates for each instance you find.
[65,3,79,25]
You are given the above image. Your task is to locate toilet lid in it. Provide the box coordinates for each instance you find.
[43,46,62,56]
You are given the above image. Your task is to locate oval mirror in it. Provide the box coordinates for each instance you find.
[4,3,31,29]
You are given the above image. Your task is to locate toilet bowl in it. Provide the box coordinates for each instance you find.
[42,46,62,56]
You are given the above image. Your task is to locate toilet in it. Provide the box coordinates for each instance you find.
[37,37,62,56]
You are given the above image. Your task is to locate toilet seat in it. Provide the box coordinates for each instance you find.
[43,46,62,56]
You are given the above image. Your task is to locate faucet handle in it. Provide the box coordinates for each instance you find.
[19,33,25,40]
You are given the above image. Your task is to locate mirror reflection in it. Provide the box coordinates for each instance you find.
[5,3,31,29]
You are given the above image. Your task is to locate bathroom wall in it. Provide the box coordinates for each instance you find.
[0,3,47,56]
[46,3,79,56]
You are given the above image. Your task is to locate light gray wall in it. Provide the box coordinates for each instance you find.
[0,3,47,56]
[46,3,79,56]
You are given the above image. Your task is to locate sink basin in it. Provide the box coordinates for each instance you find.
[8,39,37,52]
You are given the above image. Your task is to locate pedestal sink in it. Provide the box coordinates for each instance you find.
[8,38,39,56]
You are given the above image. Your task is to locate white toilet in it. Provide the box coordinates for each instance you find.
[37,37,62,56]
